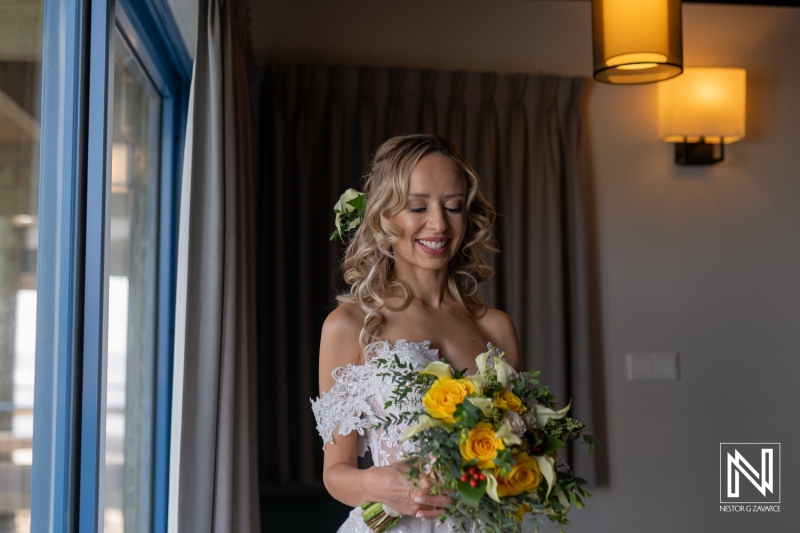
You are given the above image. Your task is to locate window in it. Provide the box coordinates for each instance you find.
[30,1,189,531]
[102,29,164,532]
[0,1,43,530]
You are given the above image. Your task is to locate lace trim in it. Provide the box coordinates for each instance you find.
[310,362,377,456]
[310,339,440,456]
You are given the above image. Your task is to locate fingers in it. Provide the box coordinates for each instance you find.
[377,462,452,518]
[413,495,451,510]
[414,508,445,520]
[409,494,451,520]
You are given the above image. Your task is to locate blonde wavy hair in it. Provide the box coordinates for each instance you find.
[337,134,499,352]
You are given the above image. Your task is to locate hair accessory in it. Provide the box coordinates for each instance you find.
[330,188,366,242]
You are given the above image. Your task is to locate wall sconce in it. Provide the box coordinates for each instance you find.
[658,68,746,165]
[592,0,683,85]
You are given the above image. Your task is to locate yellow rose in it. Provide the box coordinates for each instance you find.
[422,377,475,423]
[493,389,525,414]
[460,422,504,469]
[494,452,542,497]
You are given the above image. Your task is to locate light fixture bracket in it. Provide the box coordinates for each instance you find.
[674,138,724,165]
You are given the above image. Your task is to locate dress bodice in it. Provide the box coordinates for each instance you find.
[310,339,441,467]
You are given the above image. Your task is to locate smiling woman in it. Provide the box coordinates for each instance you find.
[390,154,468,268]
[337,135,499,353]
[255,64,598,530]
[313,134,523,532]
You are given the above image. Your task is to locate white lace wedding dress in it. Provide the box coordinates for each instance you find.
[311,339,479,533]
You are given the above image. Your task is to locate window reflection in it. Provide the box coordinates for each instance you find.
[103,31,162,533]
[0,1,43,531]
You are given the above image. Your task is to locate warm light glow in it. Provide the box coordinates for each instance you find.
[617,62,660,71]
[603,0,668,66]
[592,0,682,84]
[658,68,747,144]
[111,143,130,193]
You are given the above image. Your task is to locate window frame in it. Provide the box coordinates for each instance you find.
[31,0,189,531]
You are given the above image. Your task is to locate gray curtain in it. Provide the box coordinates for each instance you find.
[253,65,604,495]
[170,0,260,531]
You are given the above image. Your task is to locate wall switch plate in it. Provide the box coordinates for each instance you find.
[626,352,680,381]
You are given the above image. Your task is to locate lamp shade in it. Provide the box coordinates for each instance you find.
[658,68,746,144]
[592,0,683,84]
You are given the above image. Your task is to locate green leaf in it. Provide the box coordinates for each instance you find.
[346,194,366,211]
[454,400,481,425]
[538,435,565,455]
[456,478,487,508]
[583,434,600,454]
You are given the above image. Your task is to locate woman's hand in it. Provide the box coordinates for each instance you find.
[370,461,452,520]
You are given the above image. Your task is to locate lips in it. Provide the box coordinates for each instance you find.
[416,237,449,255]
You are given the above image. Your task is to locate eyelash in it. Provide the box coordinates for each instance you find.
[409,207,464,214]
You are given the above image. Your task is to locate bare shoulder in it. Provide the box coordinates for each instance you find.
[322,303,364,343]
[318,303,365,393]
[478,308,516,344]
[477,308,522,370]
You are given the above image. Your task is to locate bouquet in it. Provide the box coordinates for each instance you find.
[365,344,597,533]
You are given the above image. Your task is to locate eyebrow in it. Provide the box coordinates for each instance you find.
[407,193,466,199]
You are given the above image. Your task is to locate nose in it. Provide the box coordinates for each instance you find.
[426,205,447,232]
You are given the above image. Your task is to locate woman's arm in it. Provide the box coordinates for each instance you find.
[318,305,450,518]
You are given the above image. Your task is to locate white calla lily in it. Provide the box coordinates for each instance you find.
[534,454,556,499]
[466,397,494,417]
[475,350,491,375]
[495,422,522,446]
[533,400,571,428]
[483,471,501,503]
[494,356,515,388]
[401,414,447,441]
[333,188,363,232]
[421,361,453,380]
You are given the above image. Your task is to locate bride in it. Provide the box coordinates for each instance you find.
[312,134,521,532]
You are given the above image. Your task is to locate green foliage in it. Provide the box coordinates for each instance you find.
[457,478,487,507]
[330,194,366,242]
[370,351,597,532]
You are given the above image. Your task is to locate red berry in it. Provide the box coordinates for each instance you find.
[469,467,477,475]
[478,473,486,481]
[470,479,477,488]
[461,474,468,482]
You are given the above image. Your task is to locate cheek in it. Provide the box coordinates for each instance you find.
[453,217,468,244]
[390,215,414,240]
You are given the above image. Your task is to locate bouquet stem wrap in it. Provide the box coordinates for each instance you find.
[361,502,401,533]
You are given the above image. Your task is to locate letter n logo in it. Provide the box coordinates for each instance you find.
[720,443,780,504]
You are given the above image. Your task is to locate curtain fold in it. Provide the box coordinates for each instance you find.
[253,65,603,495]
[169,0,260,531]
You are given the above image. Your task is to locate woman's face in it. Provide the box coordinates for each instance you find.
[389,153,468,274]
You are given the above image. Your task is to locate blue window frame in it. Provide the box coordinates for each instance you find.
[31,0,189,531]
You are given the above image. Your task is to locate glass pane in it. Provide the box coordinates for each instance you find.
[0,1,43,531]
[103,31,162,533]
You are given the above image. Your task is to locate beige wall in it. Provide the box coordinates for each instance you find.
[254,1,800,531]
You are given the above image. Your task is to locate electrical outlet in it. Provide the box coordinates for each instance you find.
[626,352,680,381]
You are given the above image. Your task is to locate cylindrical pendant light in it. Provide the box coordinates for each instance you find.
[592,0,683,85]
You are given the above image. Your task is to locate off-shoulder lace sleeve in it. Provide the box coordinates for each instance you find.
[310,363,378,456]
